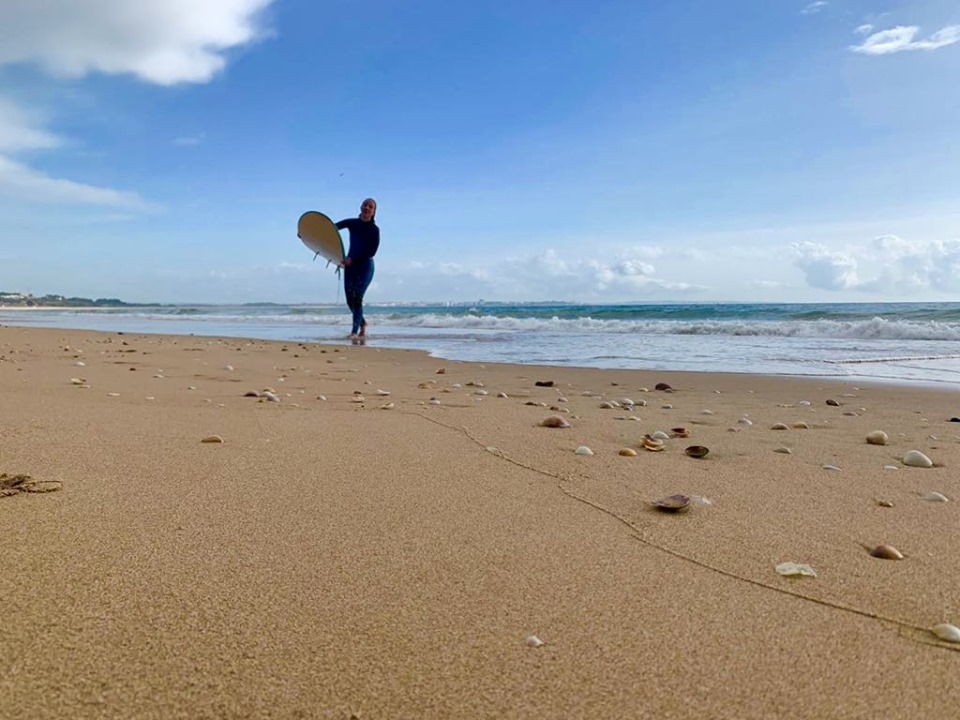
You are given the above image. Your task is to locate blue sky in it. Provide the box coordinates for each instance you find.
[1,0,959,304]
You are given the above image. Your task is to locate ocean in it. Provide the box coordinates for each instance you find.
[3,302,960,386]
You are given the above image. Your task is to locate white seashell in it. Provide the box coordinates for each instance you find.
[865,431,888,446]
[497,392,509,398]
[224,365,234,371]
[620,398,635,406]
[882,464,898,471]
[903,450,933,468]
[70,377,85,384]
[317,395,327,401]
[701,409,714,415]
[599,401,616,409]
[661,404,673,409]
[74,361,85,367]
[580,391,593,396]
[651,431,670,441]
[263,392,280,402]
[557,397,568,403]
[774,447,792,454]
[635,399,647,407]
[187,385,196,391]
[923,492,948,502]
[776,562,817,577]
[145,396,155,401]
[380,403,394,410]
[451,383,462,389]
[798,400,811,406]
[738,417,753,426]
[107,392,120,397]
[474,389,489,396]
[429,399,441,405]
[931,623,960,643]
[771,423,789,430]
[792,422,809,429]
[377,389,390,396]
[822,464,841,471]
[526,635,545,648]
[574,446,594,456]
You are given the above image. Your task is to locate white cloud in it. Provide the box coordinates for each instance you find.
[0,155,148,208]
[792,242,860,290]
[851,25,960,55]
[0,98,61,153]
[0,0,275,85]
[801,2,828,16]
[854,24,874,36]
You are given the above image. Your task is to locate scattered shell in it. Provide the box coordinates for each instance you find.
[262,391,280,403]
[670,427,690,438]
[903,450,933,468]
[684,445,709,458]
[775,562,817,577]
[774,446,792,454]
[69,377,86,385]
[642,436,665,451]
[822,464,841,471]
[541,416,570,428]
[738,417,753,426]
[791,422,809,429]
[534,380,554,387]
[574,446,594,456]
[618,448,638,457]
[882,465,898,471]
[923,492,948,502]
[651,430,670,441]
[826,399,841,406]
[798,400,811,406]
[843,411,859,417]
[655,382,673,391]
[661,404,673,410]
[771,423,789,430]
[474,389,489,396]
[652,494,691,512]
[244,390,260,397]
[869,544,904,560]
[635,399,647,407]
[224,365,234,371]
[931,623,960,643]
[380,403,395,410]
[435,368,446,374]
[107,392,120,397]
[74,361,85,367]
[866,431,889,446]
[429,398,441,406]
[526,635,545,648]
[497,392,509,398]
[200,435,224,443]
[876,500,894,508]
[525,401,547,407]
[417,381,435,389]
[599,401,618,409]
[701,409,714,415]
[376,389,391,396]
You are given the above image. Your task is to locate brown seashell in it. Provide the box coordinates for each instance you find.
[684,445,709,458]
[435,368,446,374]
[200,435,224,443]
[876,500,894,508]
[653,494,691,512]
[618,448,638,457]
[869,544,904,560]
[642,436,665,451]
[671,427,690,438]
[541,415,570,428]
[791,422,809,429]
[655,382,673,391]
[534,380,554,387]
[826,398,841,406]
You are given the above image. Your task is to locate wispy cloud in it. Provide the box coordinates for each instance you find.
[0,155,149,208]
[0,98,61,152]
[851,25,960,55]
[173,134,204,147]
[800,2,828,16]
[854,24,874,36]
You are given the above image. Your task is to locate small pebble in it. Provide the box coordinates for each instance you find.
[618,448,637,457]
[541,416,570,428]
[902,450,933,468]
[661,404,673,410]
[876,500,894,508]
[931,623,960,643]
[866,431,888,446]
[869,544,904,560]
[526,635,545,648]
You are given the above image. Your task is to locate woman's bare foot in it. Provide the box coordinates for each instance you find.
[348,333,358,341]
[359,323,368,338]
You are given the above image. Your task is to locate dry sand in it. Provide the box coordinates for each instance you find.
[1,326,958,719]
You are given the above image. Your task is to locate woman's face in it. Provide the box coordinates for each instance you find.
[360,199,376,221]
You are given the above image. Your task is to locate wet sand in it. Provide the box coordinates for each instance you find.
[1,326,958,719]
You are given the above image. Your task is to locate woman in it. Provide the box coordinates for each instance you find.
[335,198,380,340]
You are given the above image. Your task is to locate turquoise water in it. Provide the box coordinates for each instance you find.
[4,302,960,386]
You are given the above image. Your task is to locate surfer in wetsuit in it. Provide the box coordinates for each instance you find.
[336,198,380,341]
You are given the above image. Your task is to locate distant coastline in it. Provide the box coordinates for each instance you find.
[0,292,151,308]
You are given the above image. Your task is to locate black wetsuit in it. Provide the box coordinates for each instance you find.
[335,218,380,334]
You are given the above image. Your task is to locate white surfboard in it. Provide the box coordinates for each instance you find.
[297,211,345,266]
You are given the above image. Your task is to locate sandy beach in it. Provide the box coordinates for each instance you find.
[1,325,958,719]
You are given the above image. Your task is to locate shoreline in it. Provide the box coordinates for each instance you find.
[2,326,958,718]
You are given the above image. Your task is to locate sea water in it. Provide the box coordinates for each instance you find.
[3,302,960,386]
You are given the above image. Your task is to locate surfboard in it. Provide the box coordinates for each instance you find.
[297,211,345,266]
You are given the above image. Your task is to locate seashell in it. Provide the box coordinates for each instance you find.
[775,562,817,577]
[380,402,395,410]
[599,401,617,409]
[774,446,792,454]
[244,390,260,397]
[843,411,859,417]
[262,392,280,402]
[70,377,86,385]
[823,464,841,471]
[74,361,85,367]
[903,450,933,468]
[869,544,904,560]
[526,635,545,648]
[684,445,709,458]
[574,446,594,456]
[435,367,446,374]
[618,448,638,456]
[923,492,948,502]
[738,417,753,426]
[661,404,673,409]
[671,427,690,438]
[451,383,462,389]
[882,464,898,471]
[541,416,570,428]
[798,400,811,406]
[826,399,841,406]
[791,422,809,429]
[655,382,673,391]
[876,500,894,508]
[653,494,690,512]
[866,431,888,446]
[200,435,224,443]
[317,395,327,401]
[534,380,554,387]
[635,399,647,407]
[931,623,960,643]
[651,430,670,441]
[377,389,390,396]
[497,392,509,398]
[642,436,665,451]
[771,423,789,430]
[620,398,635,407]
[417,381,434,389]
[701,409,714,415]
[474,389,489,396]
[262,387,276,394]
[107,392,120,397]
[557,397,568,403]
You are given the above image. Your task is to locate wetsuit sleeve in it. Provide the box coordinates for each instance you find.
[335,219,353,230]
[347,227,380,262]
